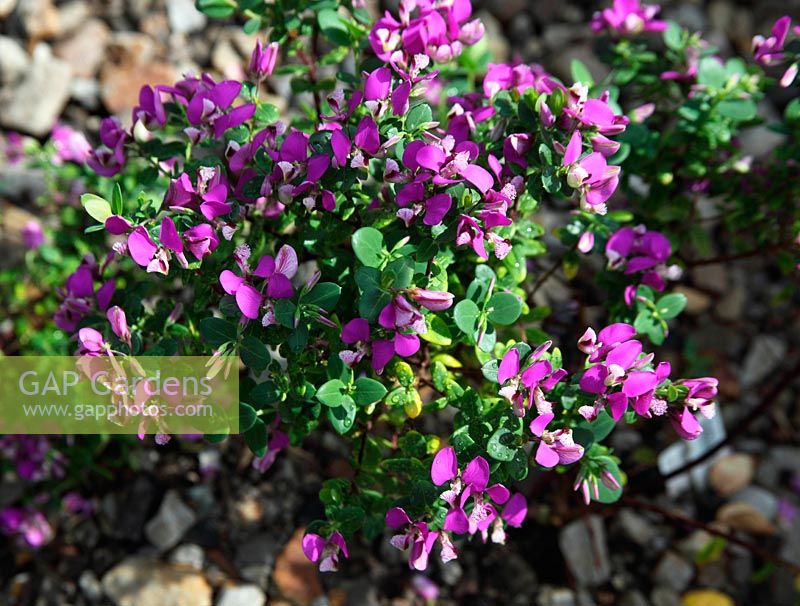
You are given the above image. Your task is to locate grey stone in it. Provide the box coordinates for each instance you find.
[0,36,30,87]
[216,584,266,606]
[102,556,212,606]
[170,543,205,570]
[617,508,659,548]
[70,77,101,109]
[650,586,682,606]
[166,0,207,34]
[234,532,281,588]
[652,551,694,592]
[57,0,91,35]
[620,591,651,606]
[145,490,197,551]
[559,515,611,587]
[732,485,779,520]
[79,570,103,602]
[0,0,17,18]
[101,475,156,541]
[538,586,576,606]
[741,335,786,387]
[0,44,71,137]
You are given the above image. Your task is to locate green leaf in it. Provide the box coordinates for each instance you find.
[111,184,124,215]
[570,59,594,87]
[420,314,452,346]
[327,397,356,434]
[248,381,281,407]
[199,317,237,347]
[697,57,727,88]
[487,427,518,461]
[663,21,683,50]
[717,99,757,122]
[243,16,261,35]
[453,299,481,335]
[317,8,351,46]
[196,0,235,19]
[587,409,616,442]
[352,227,385,268]
[656,293,687,319]
[406,103,433,131]
[244,418,268,457]
[255,103,280,125]
[353,377,387,406]
[240,335,270,371]
[634,309,665,345]
[274,299,296,328]
[80,194,113,223]
[303,282,341,311]
[316,379,346,407]
[487,292,522,325]
[239,402,258,433]
[359,288,391,322]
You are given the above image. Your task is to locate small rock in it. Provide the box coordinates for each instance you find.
[54,19,111,78]
[617,509,660,548]
[57,0,91,35]
[145,490,197,551]
[102,556,212,606]
[652,552,694,592]
[621,591,651,606]
[732,485,779,519]
[272,528,323,605]
[216,584,266,606]
[79,570,103,602]
[234,532,281,587]
[681,589,734,606]
[675,530,714,561]
[0,36,30,87]
[212,38,245,81]
[170,544,205,570]
[166,0,207,34]
[741,335,786,388]
[0,0,17,18]
[650,586,682,606]
[0,43,71,136]
[477,10,509,64]
[559,515,611,587]
[716,501,776,535]
[70,77,101,109]
[708,453,755,497]
[675,286,712,315]
[16,0,61,39]
[100,57,177,117]
[538,586,576,606]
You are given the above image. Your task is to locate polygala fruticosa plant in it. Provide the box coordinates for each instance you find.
[6,0,800,569]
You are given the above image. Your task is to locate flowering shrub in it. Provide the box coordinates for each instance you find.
[2,0,799,572]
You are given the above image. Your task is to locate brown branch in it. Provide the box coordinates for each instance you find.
[621,496,800,576]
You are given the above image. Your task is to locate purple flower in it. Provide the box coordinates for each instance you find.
[219,244,297,321]
[88,117,128,177]
[51,123,91,164]
[22,220,44,250]
[0,507,53,548]
[165,167,231,221]
[562,130,620,213]
[753,16,792,66]
[252,429,289,473]
[605,225,679,294]
[406,288,454,311]
[106,306,131,345]
[302,531,349,572]
[530,413,584,468]
[497,343,567,417]
[385,507,438,570]
[249,40,280,81]
[132,85,167,130]
[590,0,667,35]
[670,406,703,440]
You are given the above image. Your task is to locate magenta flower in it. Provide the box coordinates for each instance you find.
[183,223,220,260]
[670,406,703,440]
[55,257,115,332]
[302,531,349,572]
[252,429,289,473]
[106,305,131,346]
[127,217,189,275]
[22,220,44,250]
[219,244,297,321]
[0,507,53,548]
[132,85,167,130]
[606,225,679,296]
[529,413,584,468]
[406,288,454,311]
[430,447,524,542]
[181,76,256,139]
[753,16,791,66]
[562,130,620,213]
[483,62,559,98]
[88,117,128,177]
[497,343,567,417]
[165,167,231,221]
[590,0,666,35]
[385,507,438,570]
[249,39,279,81]
[51,123,91,164]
